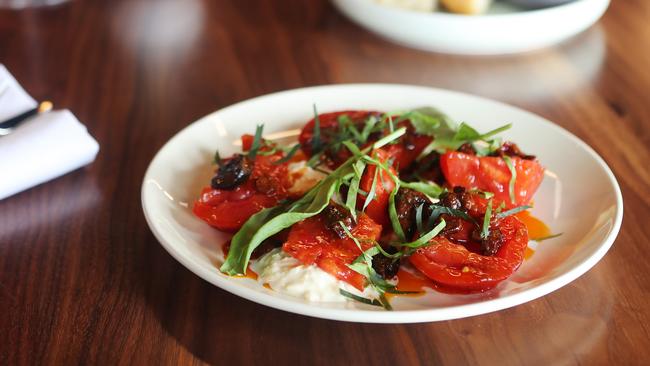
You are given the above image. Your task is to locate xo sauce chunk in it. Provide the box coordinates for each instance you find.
[410,186,507,257]
[440,187,507,256]
[211,154,252,190]
[322,201,356,239]
[395,188,432,241]
[490,141,536,160]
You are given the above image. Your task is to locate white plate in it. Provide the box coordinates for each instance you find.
[332,0,610,55]
[141,84,622,323]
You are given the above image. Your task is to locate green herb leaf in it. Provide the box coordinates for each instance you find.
[373,242,402,259]
[388,184,406,242]
[345,160,365,221]
[247,124,264,160]
[341,225,401,310]
[339,289,382,307]
[384,288,421,295]
[387,114,395,133]
[531,233,563,242]
[479,124,512,140]
[503,156,517,204]
[306,151,323,168]
[213,150,222,166]
[453,122,481,141]
[312,104,322,152]
[273,143,301,164]
[399,181,444,198]
[406,107,452,136]
[398,219,446,249]
[415,204,424,234]
[373,127,406,149]
[362,164,380,212]
[496,205,532,218]
[342,140,363,157]
[428,204,475,224]
[377,293,393,310]
[360,115,378,143]
[480,200,493,240]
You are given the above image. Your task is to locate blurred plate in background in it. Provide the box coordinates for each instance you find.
[332,0,610,55]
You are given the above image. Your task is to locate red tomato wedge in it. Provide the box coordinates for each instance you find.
[382,123,432,171]
[193,150,291,232]
[193,184,277,232]
[357,149,396,226]
[440,152,545,208]
[409,215,529,291]
[282,213,382,290]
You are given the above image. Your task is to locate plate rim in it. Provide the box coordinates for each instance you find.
[340,0,608,20]
[141,83,623,323]
[332,0,611,55]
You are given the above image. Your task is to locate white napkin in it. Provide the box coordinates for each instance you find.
[0,65,100,200]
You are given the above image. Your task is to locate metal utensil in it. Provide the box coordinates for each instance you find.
[0,101,53,136]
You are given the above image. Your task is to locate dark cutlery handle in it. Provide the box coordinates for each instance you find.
[0,106,38,129]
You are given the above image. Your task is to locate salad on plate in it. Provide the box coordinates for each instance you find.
[192,107,553,310]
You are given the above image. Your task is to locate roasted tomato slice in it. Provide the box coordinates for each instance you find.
[357,149,396,226]
[440,152,544,208]
[409,215,529,291]
[193,184,277,232]
[193,145,291,232]
[282,212,382,290]
[382,122,432,172]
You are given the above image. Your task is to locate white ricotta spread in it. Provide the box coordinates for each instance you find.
[287,161,328,197]
[251,249,378,303]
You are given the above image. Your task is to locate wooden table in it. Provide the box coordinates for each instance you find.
[1,0,649,364]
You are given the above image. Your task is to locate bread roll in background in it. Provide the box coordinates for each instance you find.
[375,0,438,12]
[441,0,492,14]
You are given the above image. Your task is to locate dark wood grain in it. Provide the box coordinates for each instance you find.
[1,0,649,365]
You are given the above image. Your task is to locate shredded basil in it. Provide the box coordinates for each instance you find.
[388,183,406,242]
[306,150,323,169]
[247,124,264,160]
[407,106,511,158]
[311,104,322,152]
[340,223,419,310]
[531,233,563,242]
[415,204,424,234]
[273,143,301,164]
[373,127,406,149]
[480,200,493,240]
[373,243,402,259]
[345,160,365,221]
[399,181,443,198]
[428,205,475,224]
[496,205,532,218]
[342,140,363,157]
[362,164,380,212]
[213,150,222,166]
[339,289,382,307]
[397,219,446,249]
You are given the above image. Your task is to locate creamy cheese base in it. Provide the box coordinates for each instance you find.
[251,249,378,303]
[287,161,328,197]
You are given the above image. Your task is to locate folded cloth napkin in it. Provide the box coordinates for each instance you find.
[0,65,100,200]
